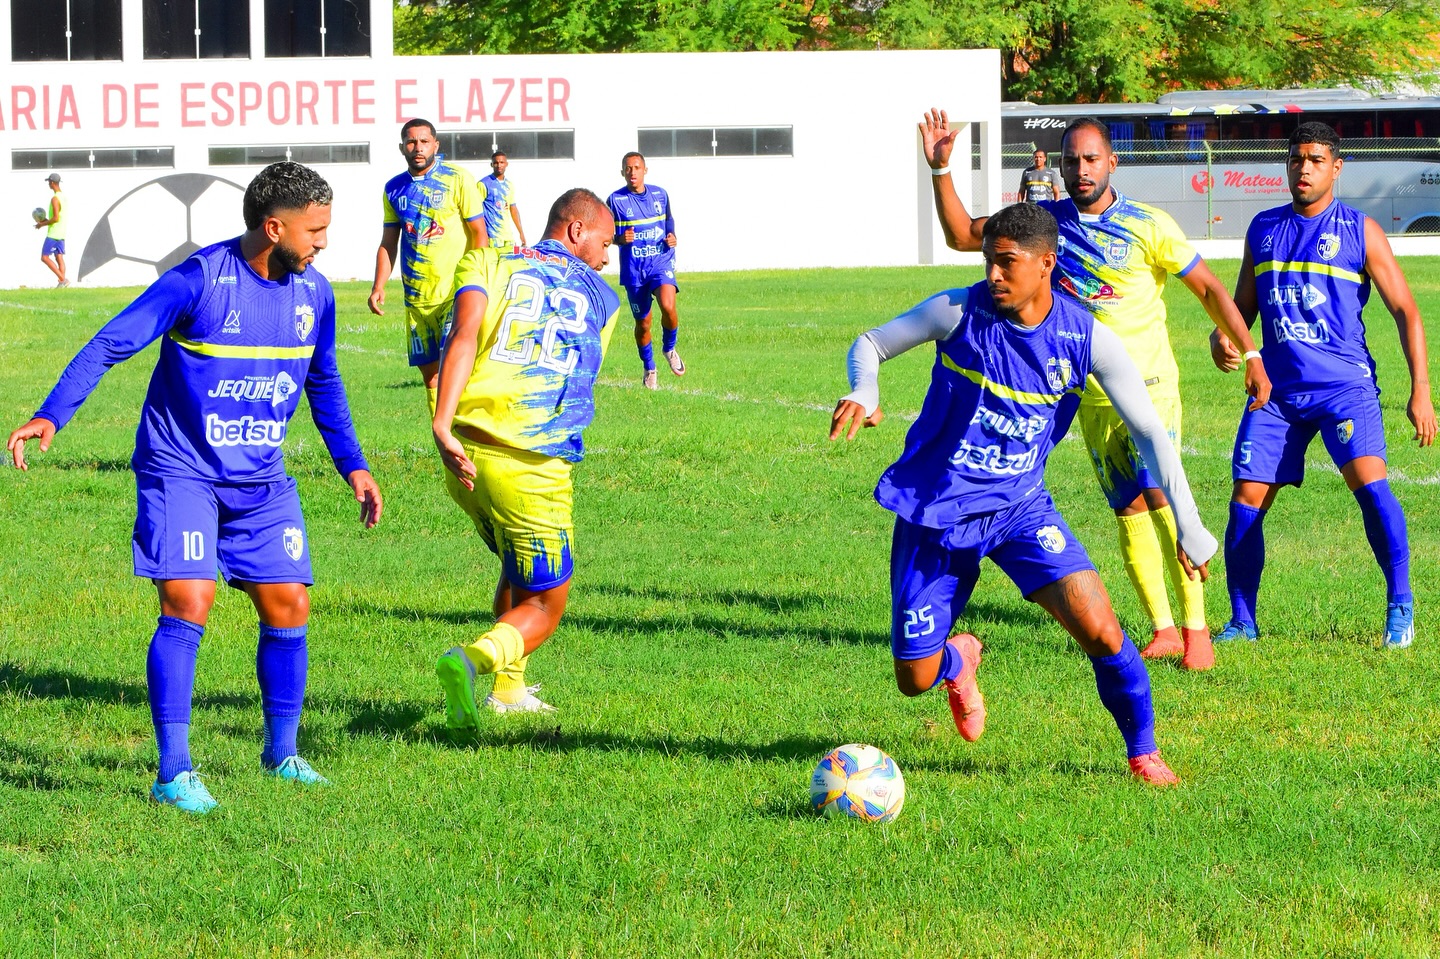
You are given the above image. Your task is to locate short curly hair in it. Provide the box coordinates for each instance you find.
[242,162,334,230]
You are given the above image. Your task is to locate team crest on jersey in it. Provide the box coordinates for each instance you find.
[653,201,663,214]
[1302,283,1328,310]
[1046,357,1073,392]
[1036,525,1067,554]
[1336,419,1355,444]
[223,310,241,334]
[282,527,305,561]
[294,305,315,341]
[272,371,298,407]
[1102,236,1131,267]
[1317,232,1341,261]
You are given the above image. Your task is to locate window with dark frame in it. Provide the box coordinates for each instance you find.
[12,0,124,61]
[143,0,251,59]
[12,148,175,170]
[207,143,371,165]
[434,131,576,161]
[637,127,793,158]
[264,0,370,58]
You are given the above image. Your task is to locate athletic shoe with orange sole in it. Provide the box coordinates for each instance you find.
[1128,750,1179,786]
[1141,625,1183,659]
[1181,626,1214,671]
[942,632,986,742]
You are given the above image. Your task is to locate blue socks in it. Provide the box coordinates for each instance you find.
[1225,501,1266,628]
[662,326,678,354]
[928,639,964,689]
[1089,635,1157,759]
[1353,479,1413,605]
[257,624,308,769]
[638,341,655,371]
[147,615,204,784]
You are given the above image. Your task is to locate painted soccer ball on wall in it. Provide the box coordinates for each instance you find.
[79,174,244,286]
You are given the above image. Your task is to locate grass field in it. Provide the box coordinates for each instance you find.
[2,260,1439,957]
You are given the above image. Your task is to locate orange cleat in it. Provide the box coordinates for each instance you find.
[1141,625,1183,659]
[1181,626,1214,671]
[942,632,986,742]
[1128,750,1179,786]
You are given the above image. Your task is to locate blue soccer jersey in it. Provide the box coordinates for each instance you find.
[876,283,1095,528]
[1247,199,1375,396]
[35,238,368,483]
[607,185,676,287]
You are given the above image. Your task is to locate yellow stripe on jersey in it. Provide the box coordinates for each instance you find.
[613,213,667,227]
[941,353,1081,404]
[168,332,316,359]
[1253,260,1365,284]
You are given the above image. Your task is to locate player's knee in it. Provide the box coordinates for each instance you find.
[892,660,931,697]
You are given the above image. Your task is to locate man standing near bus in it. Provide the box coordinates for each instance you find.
[1210,121,1434,649]
[920,108,1272,671]
[1017,149,1061,203]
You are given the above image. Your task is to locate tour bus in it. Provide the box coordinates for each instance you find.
[995,88,1440,238]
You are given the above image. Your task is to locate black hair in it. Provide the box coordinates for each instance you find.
[621,151,645,165]
[1062,117,1113,153]
[545,188,609,232]
[1290,121,1340,154]
[982,201,1059,255]
[242,162,333,230]
[400,118,437,140]
[491,150,507,161]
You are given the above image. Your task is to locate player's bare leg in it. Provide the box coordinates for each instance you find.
[41,253,64,285]
[894,633,985,742]
[486,576,557,713]
[634,314,658,389]
[656,285,685,376]
[56,252,67,285]
[1031,571,1178,785]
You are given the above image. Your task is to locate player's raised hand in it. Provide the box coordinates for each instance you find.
[433,428,478,491]
[1209,328,1241,373]
[366,286,386,316]
[1243,355,1271,411]
[1408,389,1436,447]
[919,109,960,170]
[829,399,883,442]
[348,469,383,528]
[7,417,56,471]
[1176,546,1210,582]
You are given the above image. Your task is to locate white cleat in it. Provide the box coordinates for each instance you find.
[485,684,558,715]
[642,368,659,390]
[663,348,686,376]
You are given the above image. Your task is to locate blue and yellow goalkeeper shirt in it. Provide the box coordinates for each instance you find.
[35,238,368,483]
[479,174,519,247]
[450,240,621,462]
[382,158,483,308]
[1038,191,1199,404]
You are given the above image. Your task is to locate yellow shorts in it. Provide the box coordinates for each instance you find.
[443,442,575,591]
[407,300,454,367]
[1077,393,1182,510]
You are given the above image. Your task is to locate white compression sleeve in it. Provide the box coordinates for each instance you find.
[842,289,968,417]
[1089,322,1218,566]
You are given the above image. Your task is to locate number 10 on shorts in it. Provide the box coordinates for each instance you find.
[181,531,205,561]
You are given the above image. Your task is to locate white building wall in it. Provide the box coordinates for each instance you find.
[0,2,999,288]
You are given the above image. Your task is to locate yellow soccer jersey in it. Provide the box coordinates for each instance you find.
[382,159,483,308]
[1038,192,1200,404]
[449,241,621,462]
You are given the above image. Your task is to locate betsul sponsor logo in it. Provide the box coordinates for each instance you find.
[205,413,287,447]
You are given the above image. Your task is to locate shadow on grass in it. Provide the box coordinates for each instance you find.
[385,379,423,390]
[50,457,134,473]
[0,662,253,710]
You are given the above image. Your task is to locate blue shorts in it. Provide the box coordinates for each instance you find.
[41,238,65,257]
[132,473,313,585]
[1232,385,1387,486]
[889,491,1094,661]
[622,272,679,320]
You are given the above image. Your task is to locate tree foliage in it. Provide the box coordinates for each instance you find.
[393,0,1440,102]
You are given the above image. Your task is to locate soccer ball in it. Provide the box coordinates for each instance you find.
[810,743,906,823]
[32,207,46,223]
[77,173,244,286]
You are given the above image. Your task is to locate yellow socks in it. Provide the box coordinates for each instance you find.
[490,655,531,705]
[1116,511,1174,630]
[425,386,439,420]
[1152,505,1206,629]
[463,622,526,674]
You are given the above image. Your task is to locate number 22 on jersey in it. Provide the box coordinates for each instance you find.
[489,273,590,375]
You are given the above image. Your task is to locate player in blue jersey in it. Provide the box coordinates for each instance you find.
[921,109,1270,672]
[1210,122,1435,649]
[608,152,685,390]
[7,162,383,814]
[831,202,1219,785]
[480,151,527,249]
[432,189,620,730]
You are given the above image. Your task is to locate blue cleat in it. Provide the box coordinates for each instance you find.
[436,646,482,737]
[263,755,330,785]
[152,770,218,815]
[1383,603,1415,649]
[1214,620,1258,643]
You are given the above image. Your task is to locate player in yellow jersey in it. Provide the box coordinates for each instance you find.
[432,189,619,727]
[368,119,487,415]
[36,172,68,287]
[921,110,1272,671]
